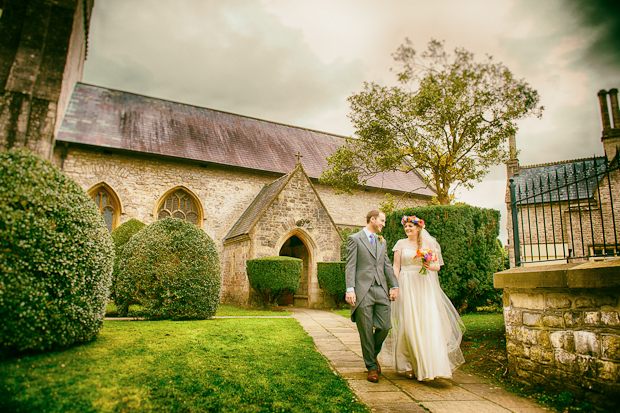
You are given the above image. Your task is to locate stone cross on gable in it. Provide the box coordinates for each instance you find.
[296,152,303,163]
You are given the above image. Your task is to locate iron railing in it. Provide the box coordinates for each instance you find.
[509,151,619,266]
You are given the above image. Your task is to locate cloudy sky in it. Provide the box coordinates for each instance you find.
[83,0,620,242]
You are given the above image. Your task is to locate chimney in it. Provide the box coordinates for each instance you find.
[609,88,620,129]
[599,88,620,160]
[598,90,611,131]
[506,134,519,179]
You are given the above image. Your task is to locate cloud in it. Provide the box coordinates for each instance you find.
[83,0,365,132]
[565,0,620,73]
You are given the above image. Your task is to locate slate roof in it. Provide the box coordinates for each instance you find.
[512,157,609,204]
[56,83,435,195]
[225,173,290,241]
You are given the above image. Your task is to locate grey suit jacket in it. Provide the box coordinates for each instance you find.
[345,231,398,322]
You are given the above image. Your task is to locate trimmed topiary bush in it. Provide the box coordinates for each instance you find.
[115,217,221,319]
[111,218,146,249]
[110,218,145,302]
[246,256,302,305]
[317,262,347,306]
[0,148,114,353]
[383,205,504,312]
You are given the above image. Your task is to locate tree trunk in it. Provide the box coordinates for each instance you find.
[437,192,450,205]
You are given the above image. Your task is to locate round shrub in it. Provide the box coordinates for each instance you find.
[317,262,347,306]
[0,148,114,353]
[111,218,146,249]
[246,256,302,305]
[110,218,145,302]
[115,217,221,319]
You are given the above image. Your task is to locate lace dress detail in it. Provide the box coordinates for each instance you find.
[385,238,465,380]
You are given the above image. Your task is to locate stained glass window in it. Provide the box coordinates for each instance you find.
[158,190,199,225]
[91,186,119,232]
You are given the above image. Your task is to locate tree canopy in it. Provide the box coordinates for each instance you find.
[320,39,543,204]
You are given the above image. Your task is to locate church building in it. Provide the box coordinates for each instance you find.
[0,0,435,307]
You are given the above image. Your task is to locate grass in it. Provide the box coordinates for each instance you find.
[105,302,290,318]
[0,318,368,413]
[215,304,290,317]
[330,308,351,319]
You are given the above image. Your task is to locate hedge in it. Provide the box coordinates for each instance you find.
[115,217,221,319]
[246,256,302,305]
[0,148,114,352]
[109,218,146,302]
[384,205,504,312]
[111,218,146,249]
[317,262,347,306]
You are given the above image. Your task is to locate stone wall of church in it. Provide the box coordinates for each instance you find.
[249,169,343,308]
[221,238,251,304]
[54,146,430,245]
[0,0,92,159]
[53,146,430,305]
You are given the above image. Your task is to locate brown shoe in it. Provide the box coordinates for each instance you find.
[405,370,415,380]
[375,359,381,374]
[367,369,379,383]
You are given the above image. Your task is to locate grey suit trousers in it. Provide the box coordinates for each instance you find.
[356,283,392,370]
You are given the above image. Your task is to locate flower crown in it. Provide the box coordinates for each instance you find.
[401,215,425,228]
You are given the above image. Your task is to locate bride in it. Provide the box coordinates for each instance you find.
[390,215,465,380]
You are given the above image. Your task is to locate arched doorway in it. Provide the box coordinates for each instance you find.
[278,234,309,306]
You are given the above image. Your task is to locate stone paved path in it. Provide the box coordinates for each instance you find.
[289,308,549,413]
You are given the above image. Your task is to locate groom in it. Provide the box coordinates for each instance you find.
[345,209,399,383]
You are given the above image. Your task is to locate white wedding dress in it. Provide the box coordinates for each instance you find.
[388,233,465,381]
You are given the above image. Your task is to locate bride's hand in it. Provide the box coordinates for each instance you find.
[422,262,438,271]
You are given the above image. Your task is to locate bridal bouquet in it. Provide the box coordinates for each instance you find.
[416,249,437,275]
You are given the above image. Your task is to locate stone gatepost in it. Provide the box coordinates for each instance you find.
[494,260,620,410]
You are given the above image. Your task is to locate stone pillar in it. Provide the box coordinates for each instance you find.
[494,261,620,410]
[0,0,93,159]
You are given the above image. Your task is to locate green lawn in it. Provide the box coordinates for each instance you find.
[0,319,367,413]
[105,303,290,318]
[215,304,290,317]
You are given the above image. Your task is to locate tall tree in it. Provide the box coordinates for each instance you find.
[321,39,543,204]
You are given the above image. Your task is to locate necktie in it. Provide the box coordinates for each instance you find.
[369,233,376,246]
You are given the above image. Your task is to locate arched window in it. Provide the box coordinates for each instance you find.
[157,189,200,225]
[89,184,120,232]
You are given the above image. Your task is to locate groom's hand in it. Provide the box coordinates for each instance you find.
[346,291,356,306]
[389,288,398,301]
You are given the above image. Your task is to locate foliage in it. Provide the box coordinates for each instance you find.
[109,218,145,302]
[0,319,369,413]
[382,204,504,311]
[246,256,302,305]
[320,39,543,204]
[115,217,221,319]
[110,218,146,249]
[379,193,397,214]
[317,262,347,306]
[0,148,114,353]
[339,228,361,260]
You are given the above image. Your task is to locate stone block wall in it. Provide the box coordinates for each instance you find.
[494,260,620,410]
[0,0,92,159]
[54,145,429,306]
[221,238,251,304]
[251,168,343,308]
